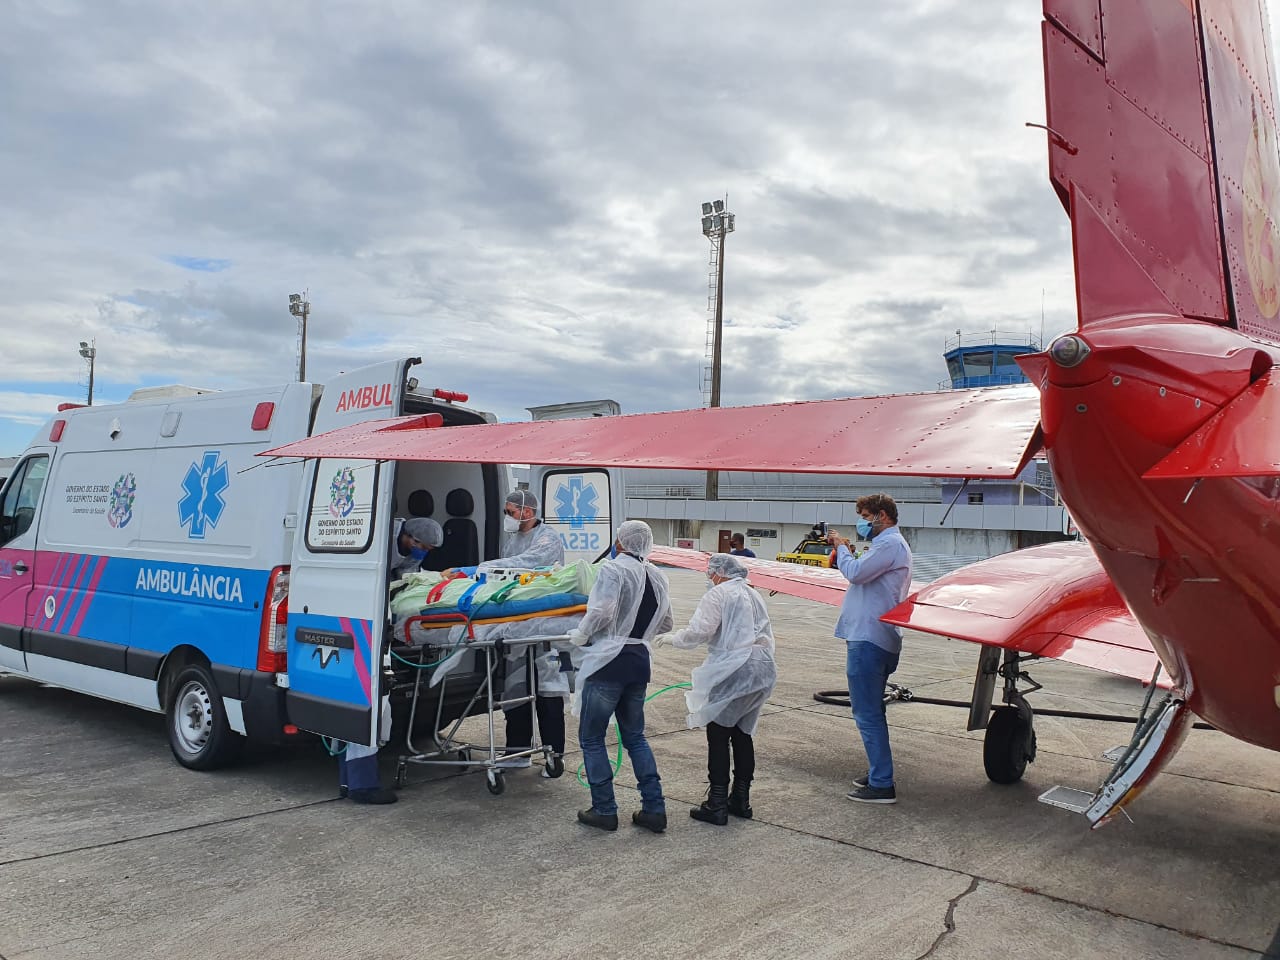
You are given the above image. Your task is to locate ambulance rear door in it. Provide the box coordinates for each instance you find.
[283,359,416,745]
[533,465,627,566]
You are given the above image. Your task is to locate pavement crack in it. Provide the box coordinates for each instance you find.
[0,797,340,868]
[914,876,979,960]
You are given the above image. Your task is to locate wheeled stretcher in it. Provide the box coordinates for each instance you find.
[387,565,594,794]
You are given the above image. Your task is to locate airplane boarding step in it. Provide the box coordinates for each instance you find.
[1037,786,1095,813]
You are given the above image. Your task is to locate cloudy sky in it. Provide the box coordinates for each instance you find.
[0,0,1089,455]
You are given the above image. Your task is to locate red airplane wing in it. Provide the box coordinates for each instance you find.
[881,541,1168,686]
[261,385,1041,478]
[1144,368,1280,478]
[650,545,850,605]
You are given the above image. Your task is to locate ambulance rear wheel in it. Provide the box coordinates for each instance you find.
[166,663,242,770]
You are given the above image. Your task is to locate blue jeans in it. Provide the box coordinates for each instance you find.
[846,640,901,789]
[578,678,665,817]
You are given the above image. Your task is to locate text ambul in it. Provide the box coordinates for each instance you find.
[335,384,393,413]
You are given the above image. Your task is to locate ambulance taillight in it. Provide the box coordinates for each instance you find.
[257,566,290,673]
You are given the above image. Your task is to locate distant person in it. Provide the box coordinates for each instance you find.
[656,552,776,825]
[826,493,912,804]
[568,520,672,833]
[728,533,755,558]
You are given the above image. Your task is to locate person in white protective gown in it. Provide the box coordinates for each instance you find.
[567,520,673,833]
[445,490,570,776]
[340,516,445,805]
[390,517,445,580]
[656,553,776,825]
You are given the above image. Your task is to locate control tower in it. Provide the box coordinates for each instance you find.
[941,330,1042,389]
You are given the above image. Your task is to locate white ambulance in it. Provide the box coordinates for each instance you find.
[0,358,623,770]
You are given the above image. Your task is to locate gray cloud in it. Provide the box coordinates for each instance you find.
[0,0,1084,448]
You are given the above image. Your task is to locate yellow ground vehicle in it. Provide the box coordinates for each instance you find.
[775,526,838,567]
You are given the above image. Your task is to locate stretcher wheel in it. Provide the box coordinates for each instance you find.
[486,769,506,795]
[394,762,407,788]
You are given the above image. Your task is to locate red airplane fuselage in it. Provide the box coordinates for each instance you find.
[1034,317,1280,751]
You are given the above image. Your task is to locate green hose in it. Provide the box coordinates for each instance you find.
[574,682,692,788]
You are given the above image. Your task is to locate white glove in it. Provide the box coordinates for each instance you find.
[567,629,589,647]
[652,633,672,648]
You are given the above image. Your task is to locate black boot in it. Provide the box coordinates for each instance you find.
[727,779,753,819]
[690,783,729,825]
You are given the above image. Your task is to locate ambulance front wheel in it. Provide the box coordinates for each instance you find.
[166,663,242,770]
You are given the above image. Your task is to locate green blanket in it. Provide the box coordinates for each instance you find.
[389,560,600,622]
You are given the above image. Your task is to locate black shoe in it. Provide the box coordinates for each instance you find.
[689,783,729,825]
[349,786,398,805]
[338,785,349,799]
[577,808,619,831]
[632,810,667,833]
[727,779,753,819]
[851,771,870,789]
[846,784,896,804]
[541,752,565,779]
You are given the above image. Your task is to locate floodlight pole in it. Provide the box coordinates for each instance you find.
[78,339,96,405]
[289,292,310,382]
[701,198,734,502]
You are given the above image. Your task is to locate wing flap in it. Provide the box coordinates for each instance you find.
[1144,368,1280,478]
[882,542,1168,685]
[261,386,1042,479]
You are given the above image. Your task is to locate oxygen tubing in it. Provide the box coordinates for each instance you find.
[574,682,692,788]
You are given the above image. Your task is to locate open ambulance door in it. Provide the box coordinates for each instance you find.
[534,467,627,565]
[283,359,416,746]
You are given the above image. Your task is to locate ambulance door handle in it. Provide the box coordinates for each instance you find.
[13,562,28,575]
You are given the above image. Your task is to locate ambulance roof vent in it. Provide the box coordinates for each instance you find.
[126,385,219,402]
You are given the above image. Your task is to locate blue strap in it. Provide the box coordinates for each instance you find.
[455,577,486,615]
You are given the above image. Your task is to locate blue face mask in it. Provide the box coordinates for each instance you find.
[610,543,619,559]
[410,546,429,562]
[855,517,873,539]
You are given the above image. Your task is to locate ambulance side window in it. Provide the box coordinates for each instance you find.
[0,456,49,546]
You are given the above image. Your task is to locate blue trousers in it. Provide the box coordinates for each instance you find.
[846,640,901,789]
[338,742,380,792]
[578,678,665,817]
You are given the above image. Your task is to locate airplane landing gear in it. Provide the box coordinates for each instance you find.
[984,703,1037,783]
[970,646,1041,784]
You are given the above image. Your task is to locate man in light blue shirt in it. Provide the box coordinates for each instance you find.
[828,493,912,804]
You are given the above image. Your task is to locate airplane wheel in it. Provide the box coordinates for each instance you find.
[984,706,1036,784]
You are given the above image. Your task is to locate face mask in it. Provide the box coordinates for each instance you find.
[855,517,874,538]
[502,514,521,533]
[410,546,429,562]
[610,543,619,559]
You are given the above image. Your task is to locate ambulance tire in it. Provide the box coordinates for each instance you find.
[166,663,243,770]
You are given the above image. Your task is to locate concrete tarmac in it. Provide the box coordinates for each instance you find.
[1,568,1278,959]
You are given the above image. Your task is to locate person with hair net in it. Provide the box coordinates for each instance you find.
[656,553,776,825]
[334,518,444,805]
[447,489,569,776]
[567,520,673,833]
[391,517,444,579]
[445,490,564,578]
